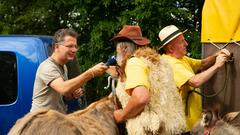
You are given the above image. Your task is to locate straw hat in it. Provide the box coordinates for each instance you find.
[111,25,150,46]
[158,25,187,48]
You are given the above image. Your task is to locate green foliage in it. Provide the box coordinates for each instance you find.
[0,0,204,103]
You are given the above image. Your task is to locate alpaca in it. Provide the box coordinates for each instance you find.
[8,97,120,135]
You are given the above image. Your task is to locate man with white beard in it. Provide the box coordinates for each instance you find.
[112,25,186,135]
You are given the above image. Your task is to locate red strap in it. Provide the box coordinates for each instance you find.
[204,130,210,135]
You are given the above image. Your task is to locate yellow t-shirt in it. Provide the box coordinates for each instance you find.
[162,54,202,131]
[125,57,150,95]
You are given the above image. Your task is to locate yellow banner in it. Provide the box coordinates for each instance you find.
[201,0,240,42]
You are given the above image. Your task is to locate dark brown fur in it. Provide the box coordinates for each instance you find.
[191,110,240,135]
[8,97,120,135]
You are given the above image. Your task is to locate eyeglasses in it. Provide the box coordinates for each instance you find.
[57,42,79,50]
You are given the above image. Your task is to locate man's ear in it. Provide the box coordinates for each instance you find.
[165,44,174,53]
[54,44,62,52]
[52,44,59,51]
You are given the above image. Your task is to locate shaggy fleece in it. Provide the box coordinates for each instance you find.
[116,48,186,135]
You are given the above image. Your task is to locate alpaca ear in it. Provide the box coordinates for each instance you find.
[107,93,122,110]
[223,112,240,124]
[201,110,213,127]
[108,93,116,102]
[108,93,113,98]
[107,93,116,102]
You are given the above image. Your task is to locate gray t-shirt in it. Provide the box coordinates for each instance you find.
[30,57,68,113]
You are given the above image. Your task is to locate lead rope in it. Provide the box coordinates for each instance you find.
[207,39,231,50]
[104,76,118,105]
[185,63,231,115]
[185,39,238,115]
[208,38,240,49]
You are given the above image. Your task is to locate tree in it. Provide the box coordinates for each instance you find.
[0,0,204,103]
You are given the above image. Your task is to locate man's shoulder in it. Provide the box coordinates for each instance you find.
[38,58,57,72]
[161,54,180,64]
[128,57,145,65]
[182,56,201,65]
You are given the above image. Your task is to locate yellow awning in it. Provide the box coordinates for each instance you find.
[201,0,240,43]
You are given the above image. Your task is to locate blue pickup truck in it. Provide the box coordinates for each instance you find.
[0,35,53,134]
[0,35,85,135]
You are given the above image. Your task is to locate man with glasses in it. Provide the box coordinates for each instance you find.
[30,28,108,113]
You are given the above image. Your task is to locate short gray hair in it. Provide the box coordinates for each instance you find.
[53,28,78,45]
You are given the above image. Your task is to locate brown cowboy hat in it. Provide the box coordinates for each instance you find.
[111,25,150,46]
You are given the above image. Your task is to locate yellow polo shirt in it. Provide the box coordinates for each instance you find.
[125,57,150,95]
[162,54,202,131]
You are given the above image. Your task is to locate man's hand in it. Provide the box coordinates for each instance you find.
[106,66,119,79]
[215,49,231,57]
[88,62,108,78]
[213,49,231,68]
[200,49,231,71]
[214,53,229,68]
[72,88,84,99]
[113,86,149,123]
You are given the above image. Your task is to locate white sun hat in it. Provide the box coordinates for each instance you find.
[158,25,187,48]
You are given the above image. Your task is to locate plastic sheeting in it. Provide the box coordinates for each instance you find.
[202,43,240,115]
[201,0,240,43]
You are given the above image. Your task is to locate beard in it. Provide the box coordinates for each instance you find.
[116,52,125,66]
[116,53,123,66]
[116,51,127,82]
